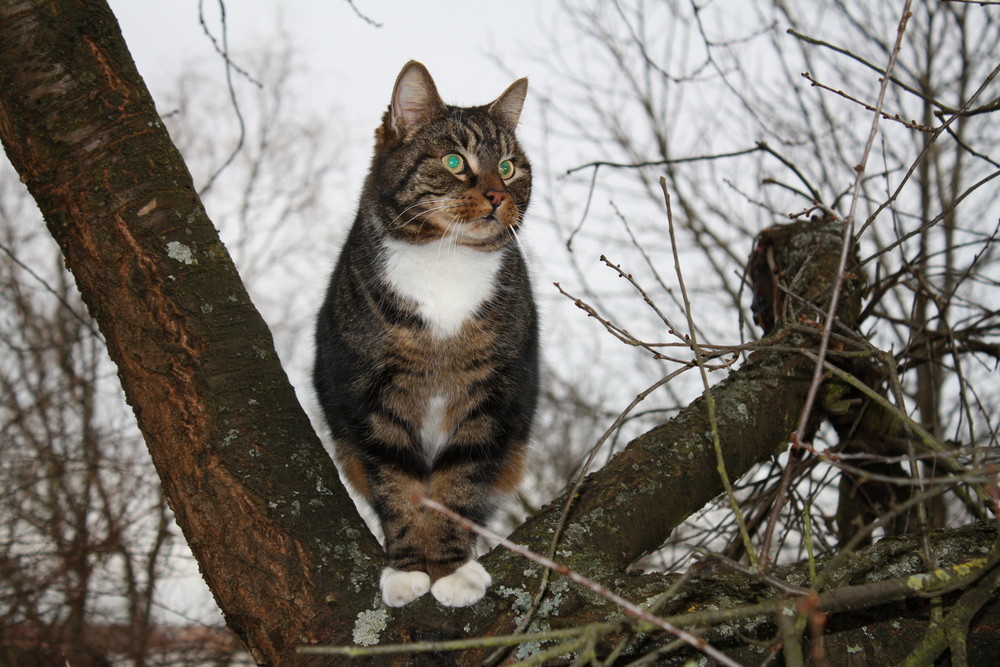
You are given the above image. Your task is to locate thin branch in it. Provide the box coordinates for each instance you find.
[756,141,823,204]
[197,0,255,196]
[297,624,616,658]
[860,60,1000,237]
[344,0,383,28]
[417,496,742,667]
[564,163,599,252]
[564,144,763,176]
[786,28,953,114]
[660,178,758,567]
[0,241,102,340]
[759,5,917,567]
[553,281,738,366]
[800,71,933,132]
[793,0,914,489]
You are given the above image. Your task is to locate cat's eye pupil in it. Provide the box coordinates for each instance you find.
[443,153,464,174]
[499,160,514,180]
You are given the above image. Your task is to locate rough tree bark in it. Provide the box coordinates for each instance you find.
[0,2,380,663]
[2,2,997,665]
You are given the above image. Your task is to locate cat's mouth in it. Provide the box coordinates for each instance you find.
[436,215,512,248]
[404,205,515,247]
[469,212,513,233]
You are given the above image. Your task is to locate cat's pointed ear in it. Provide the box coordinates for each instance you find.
[489,78,528,128]
[390,61,445,137]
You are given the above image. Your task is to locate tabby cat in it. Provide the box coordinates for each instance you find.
[313,61,539,608]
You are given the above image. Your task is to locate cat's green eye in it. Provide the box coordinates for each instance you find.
[442,153,465,174]
[498,159,515,180]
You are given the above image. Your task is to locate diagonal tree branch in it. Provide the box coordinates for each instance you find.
[492,218,864,580]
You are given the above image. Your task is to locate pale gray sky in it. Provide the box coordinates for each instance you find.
[110,0,555,129]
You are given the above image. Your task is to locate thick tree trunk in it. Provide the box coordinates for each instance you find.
[2,2,996,665]
[0,3,379,663]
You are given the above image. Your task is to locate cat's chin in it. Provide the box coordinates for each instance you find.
[443,220,515,248]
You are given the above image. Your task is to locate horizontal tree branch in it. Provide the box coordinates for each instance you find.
[308,520,1000,665]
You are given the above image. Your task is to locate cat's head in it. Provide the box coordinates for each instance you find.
[366,61,531,251]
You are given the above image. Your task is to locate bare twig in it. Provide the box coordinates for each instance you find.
[564,145,764,176]
[344,0,383,27]
[800,71,932,132]
[660,177,758,567]
[786,29,952,114]
[554,281,738,367]
[197,0,255,196]
[860,60,1000,237]
[799,0,913,443]
[417,496,742,667]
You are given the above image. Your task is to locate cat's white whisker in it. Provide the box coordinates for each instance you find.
[390,197,452,220]
[508,225,527,258]
[444,217,463,260]
[389,198,457,229]
[397,203,463,231]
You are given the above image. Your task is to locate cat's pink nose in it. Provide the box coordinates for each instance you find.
[485,190,506,207]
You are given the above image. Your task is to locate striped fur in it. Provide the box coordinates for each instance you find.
[313,61,538,607]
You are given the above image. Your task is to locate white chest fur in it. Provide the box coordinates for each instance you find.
[381,237,505,338]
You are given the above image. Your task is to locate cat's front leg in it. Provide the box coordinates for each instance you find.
[422,458,508,607]
[371,470,435,606]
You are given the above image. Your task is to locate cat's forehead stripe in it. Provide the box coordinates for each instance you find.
[444,111,510,155]
[460,121,485,147]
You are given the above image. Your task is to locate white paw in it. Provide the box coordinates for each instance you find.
[430,560,492,607]
[380,567,431,607]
